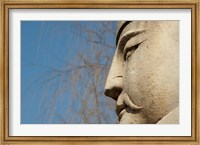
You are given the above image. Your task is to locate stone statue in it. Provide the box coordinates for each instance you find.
[104,21,179,124]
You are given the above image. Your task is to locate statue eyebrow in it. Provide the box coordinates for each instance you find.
[117,30,146,53]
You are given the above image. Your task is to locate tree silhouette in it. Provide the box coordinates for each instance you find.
[21,21,118,124]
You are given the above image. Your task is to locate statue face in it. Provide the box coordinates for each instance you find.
[104,21,179,124]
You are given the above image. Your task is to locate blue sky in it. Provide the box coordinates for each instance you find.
[21,21,118,124]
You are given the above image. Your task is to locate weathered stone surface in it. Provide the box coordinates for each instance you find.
[104,21,179,124]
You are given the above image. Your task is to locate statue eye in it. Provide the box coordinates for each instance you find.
[124,42,141,61]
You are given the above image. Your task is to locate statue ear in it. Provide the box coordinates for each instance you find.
[116,21,132,46]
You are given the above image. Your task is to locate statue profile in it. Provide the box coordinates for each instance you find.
[104,21,179,124]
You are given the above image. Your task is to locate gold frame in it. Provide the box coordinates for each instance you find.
[0,0,199,144]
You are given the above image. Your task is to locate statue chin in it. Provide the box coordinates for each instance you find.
[120,107,179,124]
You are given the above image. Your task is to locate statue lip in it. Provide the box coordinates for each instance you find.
[116,104,127,116]
[116,103,142,121]
[116,93,143,121]
[118,108,126,121]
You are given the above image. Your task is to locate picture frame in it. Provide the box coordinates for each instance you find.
[0,0,199,144]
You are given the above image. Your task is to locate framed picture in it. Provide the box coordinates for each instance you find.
[1,0,199,144]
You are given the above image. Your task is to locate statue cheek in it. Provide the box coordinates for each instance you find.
[123,40,165,107]
[124,59,158,108]
[124,68,144,107]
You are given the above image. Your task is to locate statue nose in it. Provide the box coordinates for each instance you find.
[104,76,123,101]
